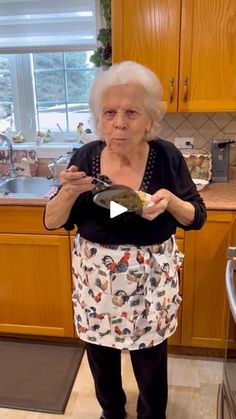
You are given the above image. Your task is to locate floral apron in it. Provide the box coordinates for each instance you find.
[72,235,184,350]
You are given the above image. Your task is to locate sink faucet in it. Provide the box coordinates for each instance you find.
[0,132,17,177]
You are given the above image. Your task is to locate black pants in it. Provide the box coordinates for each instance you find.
[86,340,168,419]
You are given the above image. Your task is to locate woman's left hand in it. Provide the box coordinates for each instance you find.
[141,188,195,226]
[141,189,172,221]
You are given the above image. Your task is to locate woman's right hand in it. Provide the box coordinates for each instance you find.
[60,165,94,196]
[45,164,94,230]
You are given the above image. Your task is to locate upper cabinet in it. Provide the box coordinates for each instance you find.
[112,0,236,112]
[112,0,181,112]
[180,0,236,112]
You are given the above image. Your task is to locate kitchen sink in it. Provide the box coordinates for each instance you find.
[0,176,53,197]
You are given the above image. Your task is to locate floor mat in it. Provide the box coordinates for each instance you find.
[0,337,85,413]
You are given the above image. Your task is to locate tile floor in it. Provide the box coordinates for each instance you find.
[0,350,223,419]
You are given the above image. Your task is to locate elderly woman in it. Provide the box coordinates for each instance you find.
[44,61,206,419]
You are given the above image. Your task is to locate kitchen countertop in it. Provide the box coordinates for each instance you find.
[200,179,236,210]
[0,196,50,206]
[0,179,235,210]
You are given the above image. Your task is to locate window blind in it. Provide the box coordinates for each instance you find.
[0,0,97,53]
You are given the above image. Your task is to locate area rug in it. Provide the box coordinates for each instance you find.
[0,337,85,413]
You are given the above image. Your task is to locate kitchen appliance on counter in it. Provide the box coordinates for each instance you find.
[211,139,235,182]
[217,247,236,419]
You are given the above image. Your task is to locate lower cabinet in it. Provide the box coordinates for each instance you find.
[181,210,236,349]
[0,206,74,338]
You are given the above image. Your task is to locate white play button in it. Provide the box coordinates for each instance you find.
[110,200,128,218]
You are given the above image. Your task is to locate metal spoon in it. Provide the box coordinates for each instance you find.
[92,177,111,187]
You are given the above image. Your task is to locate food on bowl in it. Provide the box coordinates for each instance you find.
[94,187,155,212]
[100,190,142,210]
[136,191,153,208]
[97,190,154,211]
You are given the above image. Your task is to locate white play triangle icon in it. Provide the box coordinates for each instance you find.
[110,200,128,218]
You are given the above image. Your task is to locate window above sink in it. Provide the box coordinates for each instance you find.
[0,0,99,143]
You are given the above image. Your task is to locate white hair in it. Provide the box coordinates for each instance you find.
[89,61,166,141]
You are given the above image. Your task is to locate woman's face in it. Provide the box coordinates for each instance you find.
[100,83,152,153]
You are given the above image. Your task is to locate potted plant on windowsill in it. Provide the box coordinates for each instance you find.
[90,0,112,70]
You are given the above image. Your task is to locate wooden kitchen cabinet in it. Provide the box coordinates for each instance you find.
[112,0,236,112]
[112,0,181,112]
[0,206,74,338]
[182,211,236,349]
[180,0,236,112]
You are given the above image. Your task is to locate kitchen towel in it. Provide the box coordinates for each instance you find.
[0,337,85,413]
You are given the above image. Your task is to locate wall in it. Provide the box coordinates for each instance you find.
[160,112,236,178]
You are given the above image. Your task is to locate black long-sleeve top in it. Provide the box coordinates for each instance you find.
[56,139,206,245]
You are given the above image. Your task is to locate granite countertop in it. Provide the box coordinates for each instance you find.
[200,179,236,210]
[0,179,235,210]
[0,196,49,206]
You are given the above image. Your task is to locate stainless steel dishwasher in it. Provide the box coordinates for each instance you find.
[217,247,236,419]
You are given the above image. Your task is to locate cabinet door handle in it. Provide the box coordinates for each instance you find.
[169,77,174,103]
[183,76,189,102]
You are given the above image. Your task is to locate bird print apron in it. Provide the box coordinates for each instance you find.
[72,235,184,350]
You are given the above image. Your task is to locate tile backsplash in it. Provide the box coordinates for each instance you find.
[159,112,236,178]
[37,112,236,180]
